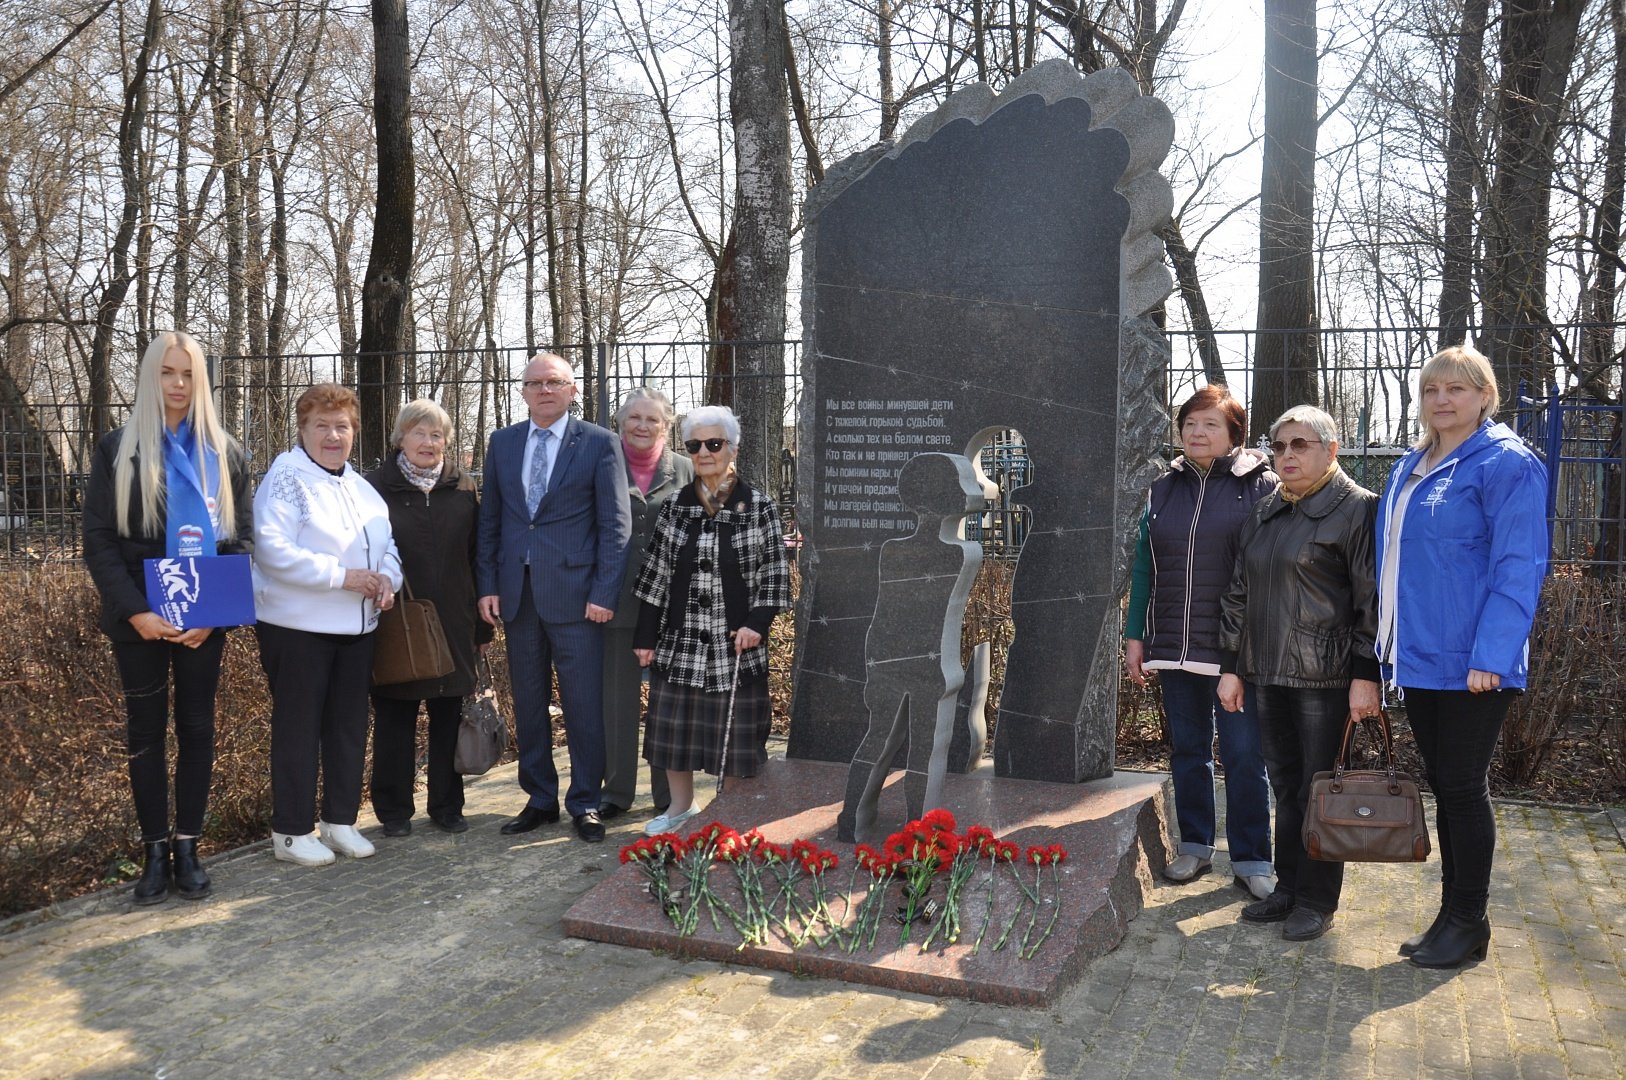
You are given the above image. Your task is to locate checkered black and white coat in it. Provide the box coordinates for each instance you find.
[632,479,790,692]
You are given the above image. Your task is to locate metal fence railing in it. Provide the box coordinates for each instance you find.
[2,325,1620,568]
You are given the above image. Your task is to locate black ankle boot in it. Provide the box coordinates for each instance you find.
[171,837,211,900]
[1410,912,1491,969]
[132,840,172,906]
[1398,904,1450,956]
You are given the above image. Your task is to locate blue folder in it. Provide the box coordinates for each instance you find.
[143,554,257,630]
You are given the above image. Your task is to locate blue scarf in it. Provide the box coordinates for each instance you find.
[163,418,219,557]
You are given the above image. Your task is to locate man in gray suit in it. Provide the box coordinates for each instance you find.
[477,352,631,842]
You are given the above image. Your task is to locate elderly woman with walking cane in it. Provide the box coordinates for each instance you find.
[632,405,790,835]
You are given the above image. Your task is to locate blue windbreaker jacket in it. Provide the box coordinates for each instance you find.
[1374,420,1549,690]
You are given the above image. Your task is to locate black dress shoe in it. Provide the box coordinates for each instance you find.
[573,811,605,843]
[381,818,412,838]
[171,837,211,901]
[133,840,171,906]
[1410,914,1490,969]
[1282,907,1335,941]
[1241,891,1295,923]
[597,803,629,821]
[501,804,559,835]
[430,812,469,834]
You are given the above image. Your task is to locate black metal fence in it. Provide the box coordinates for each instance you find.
[3,326,1620,567]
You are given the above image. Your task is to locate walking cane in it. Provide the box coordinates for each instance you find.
[717,645,742,795]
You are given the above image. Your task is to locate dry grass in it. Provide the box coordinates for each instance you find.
[2,560,1620,920]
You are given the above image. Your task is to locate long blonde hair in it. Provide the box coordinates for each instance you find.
[112,332,238,540]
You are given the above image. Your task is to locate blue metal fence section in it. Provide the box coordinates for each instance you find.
[1516,383,1626,567]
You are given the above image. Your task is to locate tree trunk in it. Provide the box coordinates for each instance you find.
[726,0,792,494]
[878,0,898,140]
[88,0,162,441]
[1159,220,1226,386]
[359,0,414,466]
[1587,0,1624,574]
[1437,0,1490,348]
[212,0,245,428]
[1252,0,1319,441]
[1481,0,1586,403]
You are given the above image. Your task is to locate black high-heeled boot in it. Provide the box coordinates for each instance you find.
[1410,911,1491,969]
[171,837,211,900]
[132,840,171,906]
[1398,904,1450,956]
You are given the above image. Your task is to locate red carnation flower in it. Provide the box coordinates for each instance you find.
[921,807,957,833]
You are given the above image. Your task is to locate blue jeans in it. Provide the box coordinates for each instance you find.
[1256,684,1349,914]
[1160,669,1273,877]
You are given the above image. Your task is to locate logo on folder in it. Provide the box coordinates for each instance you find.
[143,554,256,630]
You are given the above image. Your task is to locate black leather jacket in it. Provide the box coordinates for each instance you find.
[1219,468,1381,689]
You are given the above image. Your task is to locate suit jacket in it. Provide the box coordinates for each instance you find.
[477,414,632,624]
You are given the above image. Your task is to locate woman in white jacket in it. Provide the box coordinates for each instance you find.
[254,384,402,866]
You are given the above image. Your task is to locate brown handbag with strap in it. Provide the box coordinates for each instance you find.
[371,579,455,686]
[1302,710,1431,863]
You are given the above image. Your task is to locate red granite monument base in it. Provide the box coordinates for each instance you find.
[561,760,1173,1006]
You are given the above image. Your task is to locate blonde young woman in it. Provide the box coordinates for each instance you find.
[84,332,254,905]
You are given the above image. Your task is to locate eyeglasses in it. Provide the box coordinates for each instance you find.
[1269,437,1323,456]
[522,378,573,393]
[684,438,729,454]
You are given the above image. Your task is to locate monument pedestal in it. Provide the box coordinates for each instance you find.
[562,760,1173,1006]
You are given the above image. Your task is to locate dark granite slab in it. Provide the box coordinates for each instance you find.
[788,61,1176,785]
[562,759,1173,1006]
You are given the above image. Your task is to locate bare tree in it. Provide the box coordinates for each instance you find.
[726,0,792,492]
[1252,0,1319,438]
[88,0,163,440]
[359,0,415,464]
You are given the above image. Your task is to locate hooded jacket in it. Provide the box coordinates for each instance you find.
[252,447,403,635]
[1125,448,1276,674]
[1374,419,1548,690]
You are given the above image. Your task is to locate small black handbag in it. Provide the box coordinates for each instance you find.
[454,657,507,775]
[1303,711,1431,863]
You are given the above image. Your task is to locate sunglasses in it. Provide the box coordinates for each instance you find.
[684,438,729,454]
[1269,437,1323,456]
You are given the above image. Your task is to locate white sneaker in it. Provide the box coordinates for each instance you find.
[272,831,336,866]
[1237,873,1277,901]
[1163,854,1212,883]
[643,805,700,836]
[319,821,376,859]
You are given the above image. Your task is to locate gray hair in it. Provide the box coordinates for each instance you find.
[681,405,741,446]
[391,398,454,448]
[1268,405,1339,447]
[616,386,675,426]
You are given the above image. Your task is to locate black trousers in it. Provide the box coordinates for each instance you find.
[370,694,465,823]
[1256,683,1350,914]
[1404,687,1512,919]
[111,632,227,842]
[256,622,375,835]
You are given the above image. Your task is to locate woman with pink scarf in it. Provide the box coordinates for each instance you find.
[600,388,693,820]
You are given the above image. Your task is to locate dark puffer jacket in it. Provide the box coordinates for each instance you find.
[1219,468,1381,689]
[1131,449,1275,669]
[365,454,493,700]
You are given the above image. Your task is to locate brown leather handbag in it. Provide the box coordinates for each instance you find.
[372,580,455,686]
[1303,711,1431,863]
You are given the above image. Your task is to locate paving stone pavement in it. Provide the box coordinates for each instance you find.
[0,752,1621,1080]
